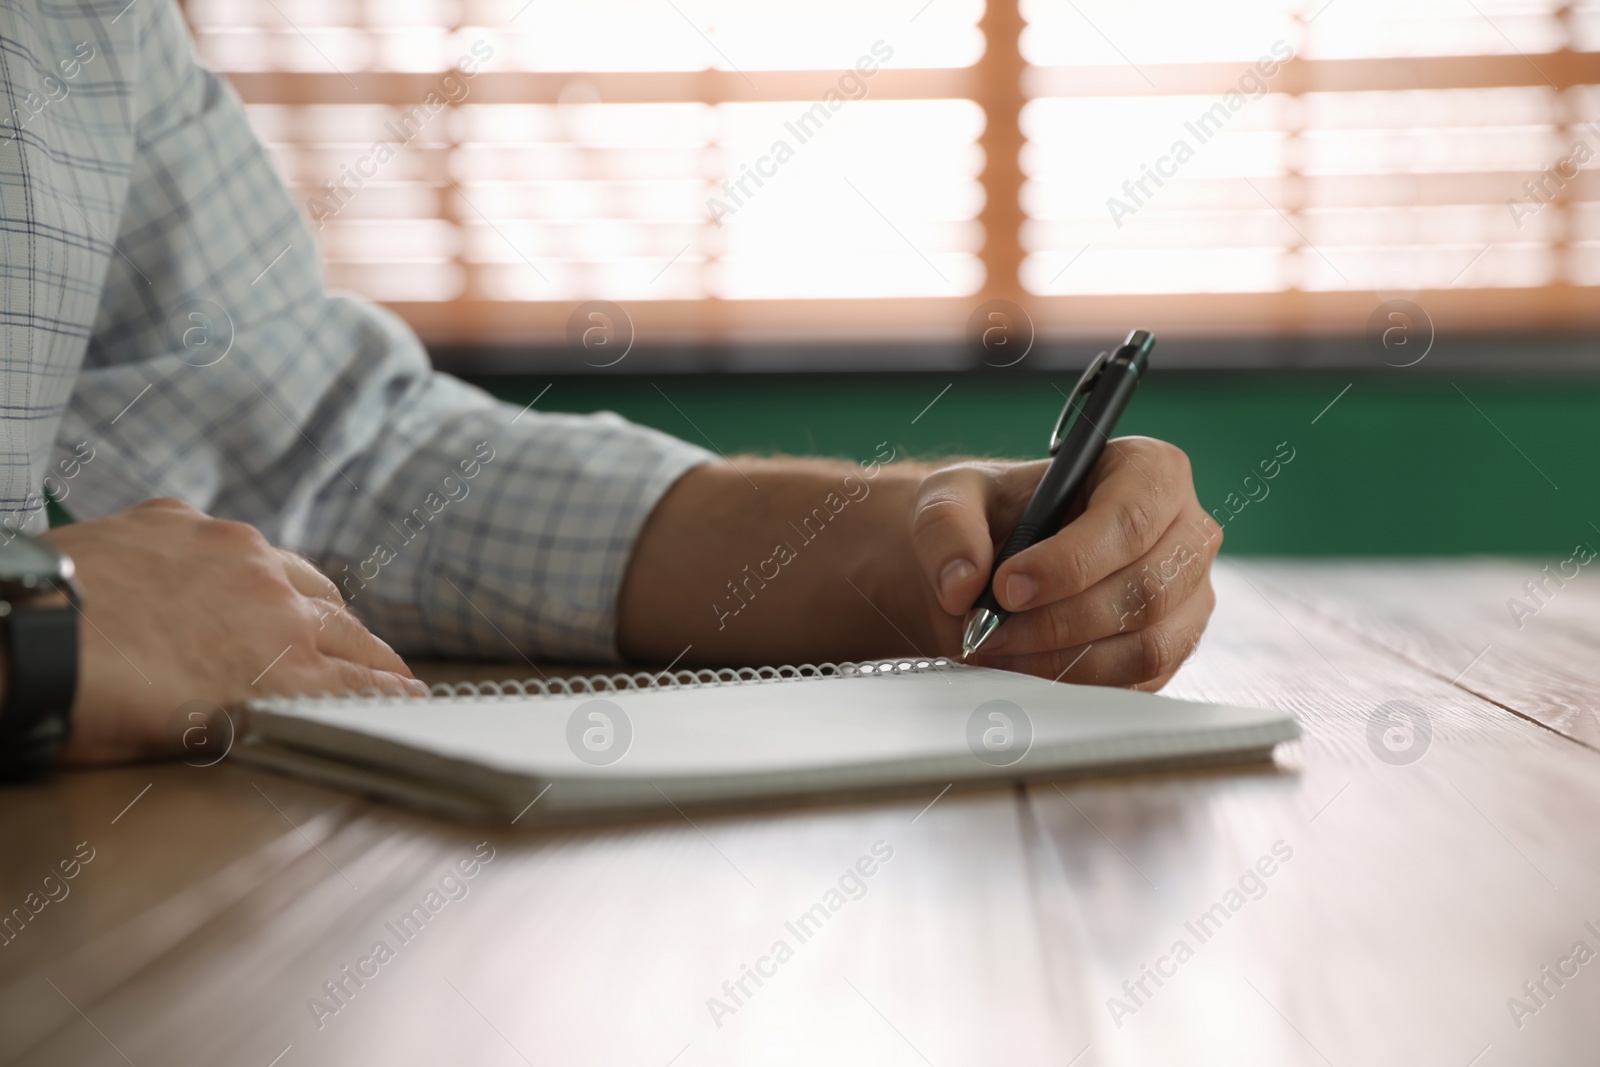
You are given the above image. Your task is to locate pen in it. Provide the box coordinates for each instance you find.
[962,329,1155,658]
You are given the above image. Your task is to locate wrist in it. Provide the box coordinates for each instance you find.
[844,461,945,657]
[620,454,950,667]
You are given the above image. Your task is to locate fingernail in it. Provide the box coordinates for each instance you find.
[1005,574,1038,610]
[981,626,1008,652]
[939,559,977,602]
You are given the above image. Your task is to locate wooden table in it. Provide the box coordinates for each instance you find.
[4,560,1599,1066]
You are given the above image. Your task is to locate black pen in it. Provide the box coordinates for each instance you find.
[962,329,1155,658]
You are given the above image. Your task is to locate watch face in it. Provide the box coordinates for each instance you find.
[0,534,68,586]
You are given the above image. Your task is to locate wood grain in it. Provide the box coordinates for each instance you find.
[1245,558,1600,750]
[3,561,1598,1066]
[1026,564,1600,1067]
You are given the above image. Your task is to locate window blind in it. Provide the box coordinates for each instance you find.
[183,0,1600,348]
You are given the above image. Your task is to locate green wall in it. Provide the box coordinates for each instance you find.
[482,373,1600,556]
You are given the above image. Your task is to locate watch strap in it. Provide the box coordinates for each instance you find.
[0,603,78,778]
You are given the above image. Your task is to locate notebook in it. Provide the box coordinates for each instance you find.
[233,658,1299,823]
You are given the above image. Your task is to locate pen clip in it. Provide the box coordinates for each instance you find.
[1049,350,1109,455]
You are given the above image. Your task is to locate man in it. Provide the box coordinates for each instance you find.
[0,1,1220,770]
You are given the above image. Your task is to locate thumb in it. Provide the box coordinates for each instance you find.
[908,466,1000,616]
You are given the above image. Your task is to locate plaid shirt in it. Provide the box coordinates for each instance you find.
[0,0,711,661]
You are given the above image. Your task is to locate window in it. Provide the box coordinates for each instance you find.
[184,0,1600,350]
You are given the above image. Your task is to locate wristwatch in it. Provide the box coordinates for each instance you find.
[0,531,81,778]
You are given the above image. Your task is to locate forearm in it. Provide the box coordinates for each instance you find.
[617,457,933,666]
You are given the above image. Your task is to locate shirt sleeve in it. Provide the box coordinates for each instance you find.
[56,0,713,662]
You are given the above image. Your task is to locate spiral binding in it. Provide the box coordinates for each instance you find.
[317,657,958,706]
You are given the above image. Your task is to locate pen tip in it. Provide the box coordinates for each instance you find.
[962,609,1003,660]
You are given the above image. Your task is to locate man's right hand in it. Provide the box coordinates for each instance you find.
[38,497,422,765]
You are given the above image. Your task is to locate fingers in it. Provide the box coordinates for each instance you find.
[910,463,1034,616]
[272,548,416,685]
[992,438,1190,613]
[260,647,423,698]
[326,658,427,698]
[276,547,343,604]
[312,601,416,678]
[975,579,1216,690]
[973,506,1222,657]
